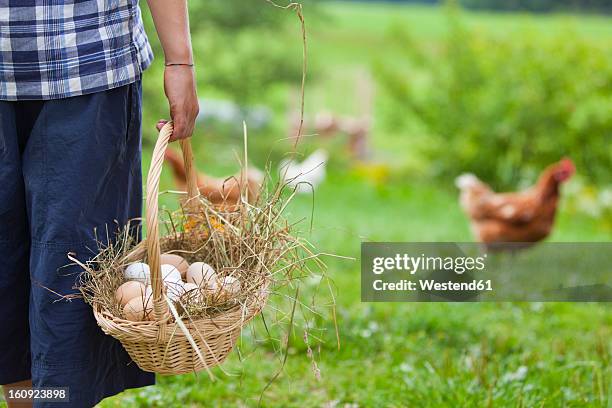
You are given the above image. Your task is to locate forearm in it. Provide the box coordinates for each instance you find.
[146,0,193,64]
[146,0,199,141]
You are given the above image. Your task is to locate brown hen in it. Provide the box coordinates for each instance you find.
[455,158,575,249]
[164,147,263,205]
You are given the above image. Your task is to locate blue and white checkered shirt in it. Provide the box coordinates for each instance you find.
[0,0,153,101]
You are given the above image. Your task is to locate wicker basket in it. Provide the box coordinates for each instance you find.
[93,122,267,375]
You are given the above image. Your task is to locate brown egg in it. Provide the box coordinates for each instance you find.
[186,262,217,289]
[115,281,146,307]
[123,295,152,322]
[160,253,189,279]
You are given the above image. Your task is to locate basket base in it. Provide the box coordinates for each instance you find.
[93,284,268,375]
[121,328,240,375]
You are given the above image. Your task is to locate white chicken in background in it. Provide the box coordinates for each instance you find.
[197,98,271,130]
[279,149,329,193]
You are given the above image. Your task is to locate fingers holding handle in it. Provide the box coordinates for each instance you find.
[163,65,200,142]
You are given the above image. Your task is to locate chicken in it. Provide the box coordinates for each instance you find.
[279,149,328,193]
[164,147,263,205]
[455,158,576,249]
[289,112,371,160]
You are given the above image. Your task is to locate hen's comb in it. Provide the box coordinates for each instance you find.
[559,157,576,174]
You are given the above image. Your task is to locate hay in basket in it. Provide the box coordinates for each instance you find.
[73,122,326,376]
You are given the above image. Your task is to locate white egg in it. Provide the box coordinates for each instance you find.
[124,262,150,284]
[161,264,182,284]
[165,281,185,302]
[142,283,181,305]
[183,282,199,292]
[144,285,153,301]
[186,262,218,290]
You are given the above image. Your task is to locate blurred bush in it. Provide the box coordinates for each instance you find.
[377,10,612,189]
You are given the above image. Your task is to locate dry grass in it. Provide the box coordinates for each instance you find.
[75,171,326,324]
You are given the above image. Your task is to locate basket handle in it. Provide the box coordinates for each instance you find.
[146,121,199,321]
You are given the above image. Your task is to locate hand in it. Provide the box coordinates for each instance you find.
[160,65,199,141]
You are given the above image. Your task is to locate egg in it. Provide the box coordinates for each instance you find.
[183,282,199,292]
[143,284,163,302]
[221,276,241,293]
[186,262,218,290]
[161,264,182,284]
[141,279,184,304]
[124,262,150,284]
[115,281,146,306]
[123,295,152,321]
[165,280,185,302]
[182,282,202,302]
[160,253,189,278]
[144,284,153,299]
[217,276,241,302]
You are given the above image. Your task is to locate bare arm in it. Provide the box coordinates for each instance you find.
[146,0,199,141]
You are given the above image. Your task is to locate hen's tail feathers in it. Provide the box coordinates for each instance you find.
[455,173,482,191]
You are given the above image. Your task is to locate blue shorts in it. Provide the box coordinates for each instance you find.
[0,81,155,407]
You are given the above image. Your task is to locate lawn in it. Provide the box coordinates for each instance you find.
[96,2,612,407]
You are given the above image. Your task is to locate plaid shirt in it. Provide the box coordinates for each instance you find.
[0,0,153,101]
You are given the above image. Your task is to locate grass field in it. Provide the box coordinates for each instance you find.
[96,2,612,407]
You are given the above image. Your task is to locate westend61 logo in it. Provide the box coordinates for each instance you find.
[361,243,612,302]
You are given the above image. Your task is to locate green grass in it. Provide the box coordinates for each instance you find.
[95,2,612,407]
